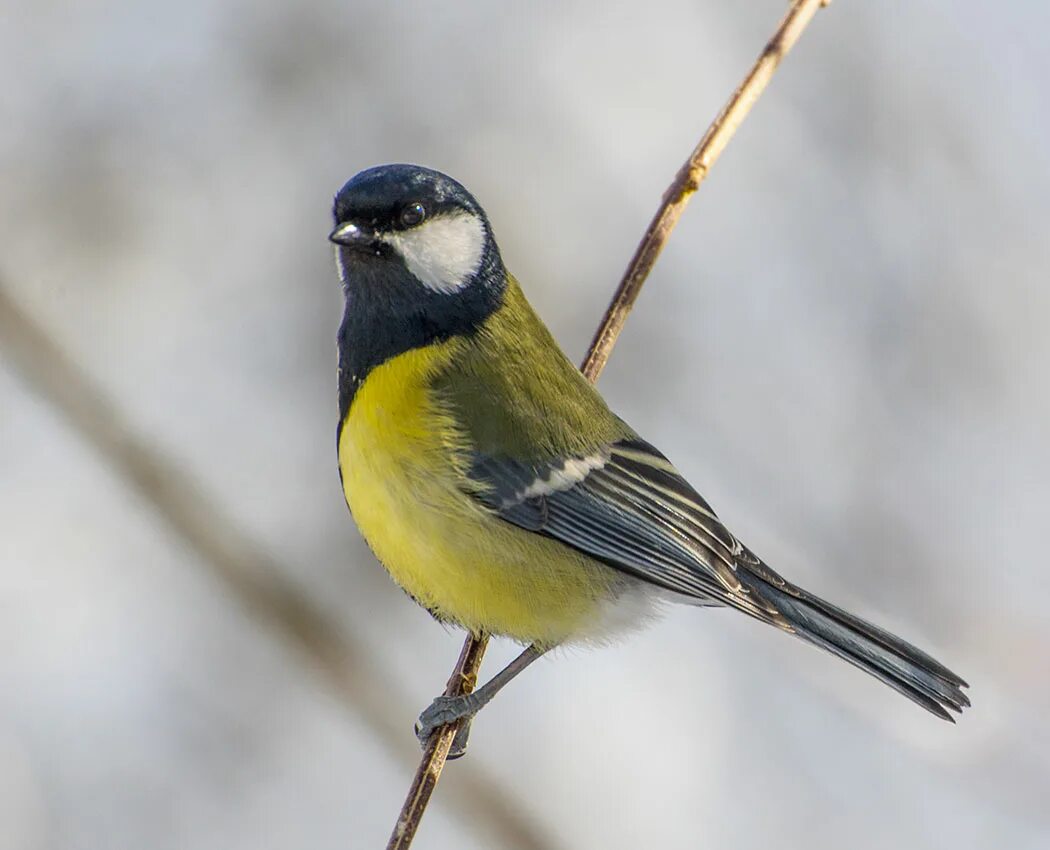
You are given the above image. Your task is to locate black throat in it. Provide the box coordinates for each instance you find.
[335,243,505,429]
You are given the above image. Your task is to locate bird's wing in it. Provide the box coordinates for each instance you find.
[470,438,971,717]
[468,438,789,623]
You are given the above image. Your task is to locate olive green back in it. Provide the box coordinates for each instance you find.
[432,276,634,462]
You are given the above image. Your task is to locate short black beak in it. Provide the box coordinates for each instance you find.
[328,220,376,248]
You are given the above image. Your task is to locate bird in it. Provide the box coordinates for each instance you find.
[328,163,968,756]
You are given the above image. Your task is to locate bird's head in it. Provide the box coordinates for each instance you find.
[329,165,509,414]
[330,164,504,296]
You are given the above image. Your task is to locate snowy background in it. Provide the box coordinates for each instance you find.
[2,1,1048,848]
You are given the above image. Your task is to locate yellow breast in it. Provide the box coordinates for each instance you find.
[337,344,622,645]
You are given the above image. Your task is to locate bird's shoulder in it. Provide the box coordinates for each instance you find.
[430,275,632,462]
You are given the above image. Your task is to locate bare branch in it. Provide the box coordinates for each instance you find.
[388,636,489,849]
[387,0,832,846]
[585,0,830,379]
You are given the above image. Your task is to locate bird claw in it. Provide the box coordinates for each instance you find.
[414,694,476,757]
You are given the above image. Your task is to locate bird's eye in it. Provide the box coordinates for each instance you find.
[399,202,426,228]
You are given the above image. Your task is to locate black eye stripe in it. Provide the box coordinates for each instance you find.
[399,202,426,228]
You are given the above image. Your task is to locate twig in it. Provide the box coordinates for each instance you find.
[585,0,831,378]
[387,0,832,846]
[389,636,489,849]
[0,282,556,850]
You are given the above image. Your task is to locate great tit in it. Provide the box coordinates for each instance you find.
[329,164,968,755]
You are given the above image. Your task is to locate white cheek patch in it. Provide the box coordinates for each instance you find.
[382,211,486,293]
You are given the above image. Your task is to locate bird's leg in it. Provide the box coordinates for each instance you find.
[415,643,547,758]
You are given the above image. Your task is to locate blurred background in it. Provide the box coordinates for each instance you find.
[2,1,1048,848]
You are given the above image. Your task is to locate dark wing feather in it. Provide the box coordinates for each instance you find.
[468,437,970,719]
[470,438,786,623]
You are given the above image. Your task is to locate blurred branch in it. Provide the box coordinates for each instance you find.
[0,281,557,850]
[388,0,832,846]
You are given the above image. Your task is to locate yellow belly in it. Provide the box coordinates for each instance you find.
[337,344,621,645]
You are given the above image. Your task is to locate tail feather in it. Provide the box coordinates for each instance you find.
[744,571,970,720]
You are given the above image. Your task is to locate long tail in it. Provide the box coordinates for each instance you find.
[740,561,970,721]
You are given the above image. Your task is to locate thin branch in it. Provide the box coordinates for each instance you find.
[585,0,831,379]
[388,635,489,849]
[387,0,832,846]
[0,282,556,850]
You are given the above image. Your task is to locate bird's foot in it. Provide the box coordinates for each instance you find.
[448,717,473,759]
[414,693,480,758]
